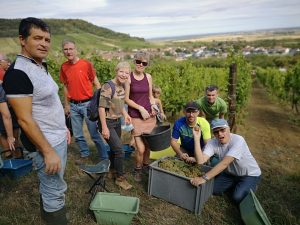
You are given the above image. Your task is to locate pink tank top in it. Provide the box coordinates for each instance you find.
[128,72,151,118]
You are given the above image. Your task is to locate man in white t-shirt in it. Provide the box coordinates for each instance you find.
[190,119,261,204]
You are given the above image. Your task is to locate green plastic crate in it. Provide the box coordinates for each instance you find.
[90,192,139,225]
[239,190,271,225]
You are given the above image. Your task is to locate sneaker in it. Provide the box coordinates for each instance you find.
[133,169,142,182]
[115,176,133,190]
[75,156,90,165]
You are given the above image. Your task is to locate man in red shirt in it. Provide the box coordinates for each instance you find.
[60,40,108,164]
[0,54,10,83]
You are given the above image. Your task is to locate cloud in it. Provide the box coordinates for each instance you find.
[1,0,300,38]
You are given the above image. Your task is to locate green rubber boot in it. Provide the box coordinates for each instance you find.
[40,196,68,225]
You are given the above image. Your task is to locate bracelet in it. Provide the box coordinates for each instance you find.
[202,174,209,181]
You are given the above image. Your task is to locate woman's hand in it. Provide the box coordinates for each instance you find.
[151,104,158,116]
[102,126,110,140]
[161,112,167,120]
[139,106,150,120]
[124,115,132,124]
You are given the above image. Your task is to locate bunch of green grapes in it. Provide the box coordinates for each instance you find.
[159,159,203,178]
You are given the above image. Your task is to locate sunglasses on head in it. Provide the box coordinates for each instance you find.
[213,127,227,135]
[135,59,148,67]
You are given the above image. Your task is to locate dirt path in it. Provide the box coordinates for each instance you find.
[238,80,300,169]
[238,79,300,224]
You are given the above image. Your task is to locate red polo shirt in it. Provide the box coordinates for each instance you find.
[60,59,96,101]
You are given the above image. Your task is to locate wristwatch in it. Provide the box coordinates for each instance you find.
[202,174,209,181]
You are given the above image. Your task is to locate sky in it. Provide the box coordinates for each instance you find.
[1,0,300,39]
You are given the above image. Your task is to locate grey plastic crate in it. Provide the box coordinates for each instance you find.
[148,157,214,214]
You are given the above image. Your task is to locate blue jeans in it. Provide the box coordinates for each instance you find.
[33,139,67,212]
[70,101,109,159]
[213,172,261,204]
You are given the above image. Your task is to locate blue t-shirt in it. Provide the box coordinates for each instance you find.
[172,117,205,156]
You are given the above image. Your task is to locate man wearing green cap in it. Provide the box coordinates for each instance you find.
[190,118,261,204]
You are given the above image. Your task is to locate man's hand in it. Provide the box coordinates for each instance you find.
[190,176,206,186]
[192,125,201,140]
[44,150,61,175]
[186,157,196,164]
[64,104,70,115]
[179,153,189,161]
[66,128,71,145]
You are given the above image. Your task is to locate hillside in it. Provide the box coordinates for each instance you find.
[0,19,151,54]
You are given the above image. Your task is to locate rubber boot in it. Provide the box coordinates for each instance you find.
[40,196,68,225]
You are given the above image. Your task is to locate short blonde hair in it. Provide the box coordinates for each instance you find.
[115,61,131,72]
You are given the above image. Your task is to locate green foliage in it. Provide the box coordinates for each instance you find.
[147,54,251,116]
[246,55,300,68]
[89,55,118,82]
[226,51,252,111]
[284,62,300,113]
[0,19,152,55]
[47,52,251,117]
[0,18,144,41]
[256,63,300,113]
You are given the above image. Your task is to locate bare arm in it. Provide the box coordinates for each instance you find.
[122,108,131,124]
[99,107,109,139]
[63,85,70,115]
[190,156,235,186]
[171,138,189,160]
[8,97,61,174]
[147,74,156,105]
[93,76,101,89]
[0,102,15,150]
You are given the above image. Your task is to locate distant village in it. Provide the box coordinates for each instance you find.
[94,45,300,62]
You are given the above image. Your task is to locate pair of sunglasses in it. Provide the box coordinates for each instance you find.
[135,60,148,67]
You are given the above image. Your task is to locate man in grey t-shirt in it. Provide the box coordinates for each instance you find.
[3,18,69,225]
[190,119,261,204]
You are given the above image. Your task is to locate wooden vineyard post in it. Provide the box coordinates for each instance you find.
[228,63,237,132]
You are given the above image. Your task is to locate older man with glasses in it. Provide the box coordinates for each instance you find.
[171,101,211,163]
[0,54,11,83]
[190,118,261,204]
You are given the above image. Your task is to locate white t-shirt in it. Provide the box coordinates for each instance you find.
[204,134,261,176]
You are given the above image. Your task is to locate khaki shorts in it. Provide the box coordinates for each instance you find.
[131,117,156,136]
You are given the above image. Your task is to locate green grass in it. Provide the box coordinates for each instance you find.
[0,33,154,56]
[1,138,299,225]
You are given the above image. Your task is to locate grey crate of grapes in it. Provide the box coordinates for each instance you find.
[148,157,214,214]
